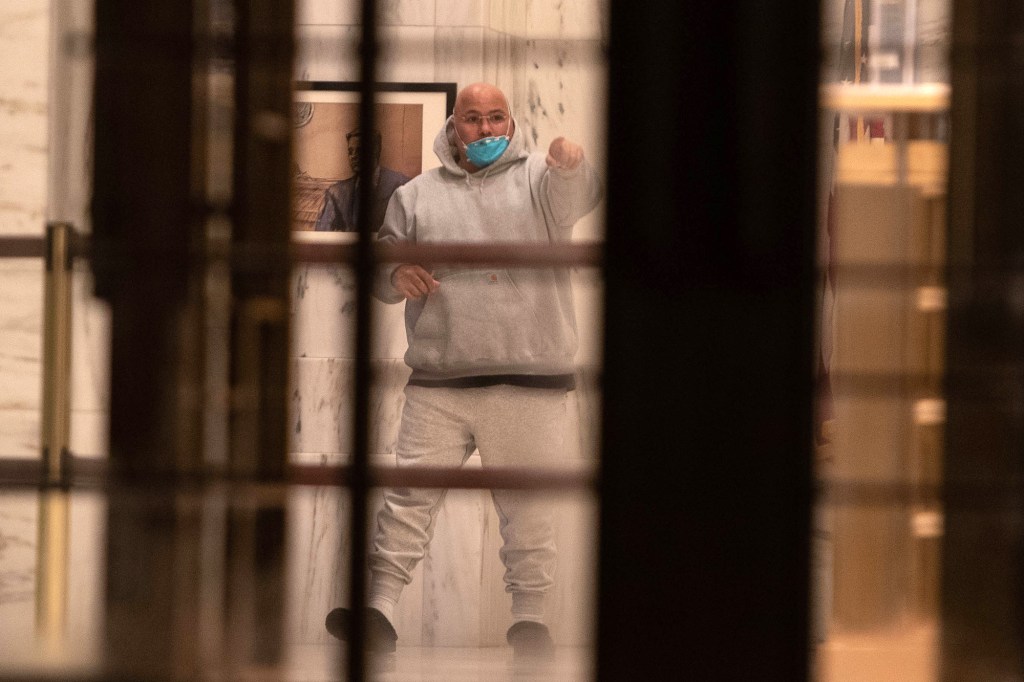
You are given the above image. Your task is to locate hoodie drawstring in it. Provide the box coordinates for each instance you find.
[462,165,494,193]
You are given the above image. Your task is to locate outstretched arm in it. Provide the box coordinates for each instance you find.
[542,136,603,231]
[546,136,585,171]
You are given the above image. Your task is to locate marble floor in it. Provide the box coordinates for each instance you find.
[275,633,934,682]
[282,644,592,682]
[816,624,937,682]
[0,636,937,682]
[310,629,934,682]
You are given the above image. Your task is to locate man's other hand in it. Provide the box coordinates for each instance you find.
[392,264,440,299]
[546,137,584,171]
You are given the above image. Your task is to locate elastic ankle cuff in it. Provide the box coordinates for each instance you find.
[370,572,406,604]
[511,592,545,621]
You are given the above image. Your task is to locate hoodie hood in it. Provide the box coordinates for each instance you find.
[434,115,529,177]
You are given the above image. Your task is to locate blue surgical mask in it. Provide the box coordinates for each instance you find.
[464,135,509,168]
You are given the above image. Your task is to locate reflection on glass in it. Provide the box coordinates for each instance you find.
[815,1,949,680]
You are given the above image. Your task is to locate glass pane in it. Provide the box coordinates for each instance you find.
[3,0,609,678]
[289,0,608,677]
[815,1,950,680]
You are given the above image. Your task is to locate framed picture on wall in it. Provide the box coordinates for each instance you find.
[291,81,457,232]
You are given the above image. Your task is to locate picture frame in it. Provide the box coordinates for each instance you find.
[291,81,457,232]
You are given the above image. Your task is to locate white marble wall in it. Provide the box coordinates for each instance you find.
[0,3,108,673]
[0,0,104,460]
[0,0,48,671]
[0,0,48,458]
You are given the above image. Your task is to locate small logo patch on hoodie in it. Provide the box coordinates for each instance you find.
[487,273,498,284]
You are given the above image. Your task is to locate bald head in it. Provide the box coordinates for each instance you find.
[455,82,509,116]
[451,82,514,172]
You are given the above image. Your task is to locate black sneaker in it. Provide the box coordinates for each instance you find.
[325,607,398,653]
[506,621,555,662]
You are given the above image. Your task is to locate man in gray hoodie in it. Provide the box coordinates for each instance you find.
[326,82,602,661]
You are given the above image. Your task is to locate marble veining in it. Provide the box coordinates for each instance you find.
[294,25,362,82]
[0,410,40,459]
[422,487,486,645]
[0,1,48,463]
[286,483,429,647]
[520,40,606,166]
[286,474,600,648]
[0,2,48,238]
[436,0,484,28]
[287,485,347,641]
[0,262,44,412]
[0,499,37,606]
[295,25,440,84]
[291,264,409,361]
[380,0,437,27]
[520,38,607,244]
[434,26,486,92]
[0,496,38,672]
[379,26,438,82]
[489,0,526,36]
[289,357,410,455]
[526,0,603,40]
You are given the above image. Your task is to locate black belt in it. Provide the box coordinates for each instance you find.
[407,374,576,390]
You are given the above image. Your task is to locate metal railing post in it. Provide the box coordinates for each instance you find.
[40,221,73,484]
[36,220,74,648]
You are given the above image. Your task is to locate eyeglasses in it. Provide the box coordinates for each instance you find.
[457,112,509,127]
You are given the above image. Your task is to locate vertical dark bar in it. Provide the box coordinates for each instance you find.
[92,3,204,678]
[93,3,195,472]
[600,1,818,679]
[227,0,295,671]
[229,0,293,480]
[349,0,379,678]
[942,1,1024,678]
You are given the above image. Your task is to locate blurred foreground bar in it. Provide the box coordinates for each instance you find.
[942,1,1024,679]
[91,0,295,677]
[224,0,295,674]
[93,2,204,679]
[600,0,817,678]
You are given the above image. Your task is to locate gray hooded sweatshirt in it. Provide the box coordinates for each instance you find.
[374,117,603,382]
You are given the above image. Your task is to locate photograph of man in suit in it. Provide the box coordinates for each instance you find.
[314,128,411,232]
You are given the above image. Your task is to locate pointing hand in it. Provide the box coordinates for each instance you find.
[546,137,584,171]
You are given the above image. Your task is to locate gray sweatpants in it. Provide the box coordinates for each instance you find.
[368,383,569,621]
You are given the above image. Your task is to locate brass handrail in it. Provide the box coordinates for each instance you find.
[36,222,74,649]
